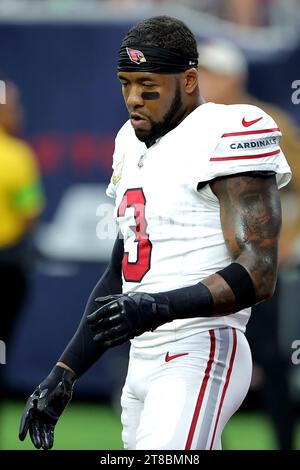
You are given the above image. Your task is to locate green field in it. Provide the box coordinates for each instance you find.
[1,400,299,450]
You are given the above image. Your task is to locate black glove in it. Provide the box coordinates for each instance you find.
[86,292,173,347]
[19,365,76,450]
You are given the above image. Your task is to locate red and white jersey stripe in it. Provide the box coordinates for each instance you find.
[185,328,238,450]
[205,103,290,183]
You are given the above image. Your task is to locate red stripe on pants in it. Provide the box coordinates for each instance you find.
[185,329,216,450]
[209,328,237,449]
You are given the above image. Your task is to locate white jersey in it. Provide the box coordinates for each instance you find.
[106,102,291,348]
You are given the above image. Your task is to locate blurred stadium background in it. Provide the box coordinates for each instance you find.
[0,0,300,450]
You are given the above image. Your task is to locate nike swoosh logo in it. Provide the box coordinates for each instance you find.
[165,352,189,362]
[242,116,263,127]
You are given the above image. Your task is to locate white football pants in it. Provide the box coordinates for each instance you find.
[121,327,252,450]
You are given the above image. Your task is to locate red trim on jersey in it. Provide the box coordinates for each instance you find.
[209,328,237,450]
[185,329,216,450]
[210,149,280,162]
[221,127,279,138]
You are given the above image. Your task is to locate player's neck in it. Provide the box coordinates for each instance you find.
[144,97,203,148]
[173,97,203,128]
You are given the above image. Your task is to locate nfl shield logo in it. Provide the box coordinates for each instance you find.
[126,47,147,64]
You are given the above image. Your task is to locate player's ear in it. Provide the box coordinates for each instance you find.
[183,68,198,95]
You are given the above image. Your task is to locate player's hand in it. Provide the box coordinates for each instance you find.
[19,366,76,450]
[86,292,173,347]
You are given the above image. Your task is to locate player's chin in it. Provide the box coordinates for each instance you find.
[134,128,151,142]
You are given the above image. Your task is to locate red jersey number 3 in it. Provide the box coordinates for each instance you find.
[117,188,152,282]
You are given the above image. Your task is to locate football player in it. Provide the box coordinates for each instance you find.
[19,16,291,450]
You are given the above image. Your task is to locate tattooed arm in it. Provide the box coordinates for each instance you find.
[201,173,282,315]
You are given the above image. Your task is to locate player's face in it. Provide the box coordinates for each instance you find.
[118,71,183,144]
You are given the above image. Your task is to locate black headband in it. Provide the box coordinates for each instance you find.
[118,45,198,74]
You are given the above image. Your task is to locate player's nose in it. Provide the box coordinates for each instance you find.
[126,85,144,109]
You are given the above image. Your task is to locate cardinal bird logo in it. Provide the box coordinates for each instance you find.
[126,47,147,64]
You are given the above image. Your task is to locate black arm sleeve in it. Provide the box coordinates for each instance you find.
[58,234,123,377]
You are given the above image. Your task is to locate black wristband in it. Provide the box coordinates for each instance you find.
[216,262,256,309]
[165,282,214,319]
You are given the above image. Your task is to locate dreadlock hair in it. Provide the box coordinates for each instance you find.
[121,16,198,60]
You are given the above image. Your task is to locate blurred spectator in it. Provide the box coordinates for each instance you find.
[181,0,262,26]
[179,0,299,28]
[0,0,297,32]
[198,39,300,449]
[0,80,44,351]
[103,0,168,7]
[225,0,262,27]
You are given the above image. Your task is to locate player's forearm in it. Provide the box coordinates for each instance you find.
[200,273,237,316]
[58,235,123,377]
[164,250,277,319]
[57,268,116,377]
[87,262,260,348]
[201,252,277,316]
